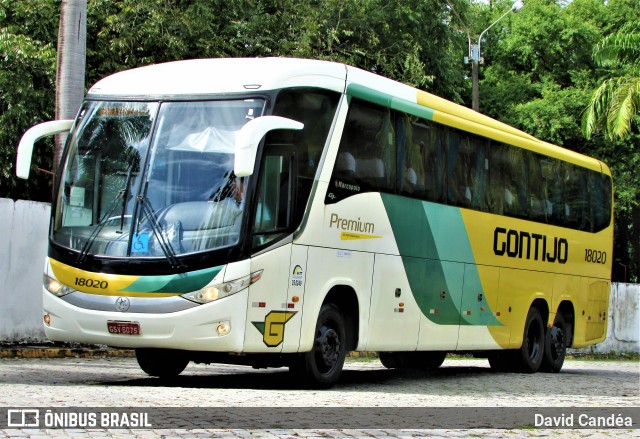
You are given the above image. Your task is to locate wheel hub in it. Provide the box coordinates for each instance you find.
[549,326,565,358]
[316,326,340,368]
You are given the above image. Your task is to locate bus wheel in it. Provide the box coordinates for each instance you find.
[379,352,399,369]
[488,351,514,372]
[515,307,545,373]
[380,352,445,370]
[417,351,446,370]
[135,348,189,378]
[541,313,567,373]
[290,303,346,388]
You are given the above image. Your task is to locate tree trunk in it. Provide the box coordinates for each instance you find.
[54,0,87,173]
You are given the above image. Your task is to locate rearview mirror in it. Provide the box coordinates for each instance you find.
[234,116,303,177]
[16,120,74,179]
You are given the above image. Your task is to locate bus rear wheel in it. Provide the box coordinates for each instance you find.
[135,348,189,378]
[290,303,346,388]
[541,313,568,373]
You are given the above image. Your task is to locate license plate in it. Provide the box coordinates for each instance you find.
[107,321,140,335]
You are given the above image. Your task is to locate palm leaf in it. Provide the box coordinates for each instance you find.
[608,77,640,140]
[583,23,640,140]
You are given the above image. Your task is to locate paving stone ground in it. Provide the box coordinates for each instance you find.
[0,356,638,438]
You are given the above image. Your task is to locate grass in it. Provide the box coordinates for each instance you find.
[346,351,640,362]
[565,351,639,361]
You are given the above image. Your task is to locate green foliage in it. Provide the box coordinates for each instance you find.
[582,22,640,141]
[0,0,58,199]
[1,0,638,280]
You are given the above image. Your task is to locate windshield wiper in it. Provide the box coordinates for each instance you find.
[134,195,184,271]
[76,159,137,265]
[76,186,128,265]
[119,160,136,230]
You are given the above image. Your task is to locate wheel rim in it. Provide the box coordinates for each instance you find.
[314,323,341,373]
[549,325,565,360]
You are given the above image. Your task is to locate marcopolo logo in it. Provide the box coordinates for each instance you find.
[115,297,131,312]
[493,227,569,264]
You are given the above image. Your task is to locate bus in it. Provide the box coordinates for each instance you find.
[16,57,613,387]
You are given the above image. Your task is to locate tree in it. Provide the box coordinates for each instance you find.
[0,0,58,200]
[471,0,640,282]
[582,22,640,141]
[54,0,87,172]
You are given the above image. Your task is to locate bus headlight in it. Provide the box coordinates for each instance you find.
[43,274,74,297]
[182,270,263,304]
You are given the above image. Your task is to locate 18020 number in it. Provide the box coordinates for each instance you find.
[75,277,108,289]
[584,249,607,264]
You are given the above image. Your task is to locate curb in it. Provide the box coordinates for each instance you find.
[0,346,377,360]
[0,347,135,359]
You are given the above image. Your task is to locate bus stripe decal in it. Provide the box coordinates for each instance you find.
[381,194,501,326]
[119,266,223,294]
[346,84,435,121]
[49,258,223,296]
[422,203,501,326]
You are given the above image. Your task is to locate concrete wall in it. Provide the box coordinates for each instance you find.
[0,198,49,341]
[574,283,640,354]
[0,198,638,353]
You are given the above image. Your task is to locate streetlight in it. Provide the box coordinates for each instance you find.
[465,0,524,112]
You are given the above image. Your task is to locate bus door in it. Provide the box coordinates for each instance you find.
[244,145,300,352]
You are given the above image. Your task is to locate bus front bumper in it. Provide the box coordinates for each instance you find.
[42,288,248,352]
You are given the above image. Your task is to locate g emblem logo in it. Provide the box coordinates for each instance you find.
[115,297,130,312]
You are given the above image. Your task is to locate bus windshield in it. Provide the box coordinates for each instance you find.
[53,99,265,260]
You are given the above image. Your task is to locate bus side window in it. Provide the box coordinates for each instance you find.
[272,88,339,219]
[328,99,396,201]
[252,147,295,249]
[469,136,489,212]
[589,173,612,232]
[398,115,424,197]
[354,104,395,192]
[529,153,551,223]
[410,119,444,203]
[447,130,472,207]
[564,163,591,231]
[491,143,528,219]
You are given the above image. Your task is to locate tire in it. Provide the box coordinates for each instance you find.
[541,313,568,373]
[135,348,189,378]
[379,352,399,369]
[380,351,446,370]
[488,350,513,372]
[514,307,545,373]
[289,303,346,388]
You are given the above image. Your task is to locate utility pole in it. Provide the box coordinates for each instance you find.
[464,0,524,112]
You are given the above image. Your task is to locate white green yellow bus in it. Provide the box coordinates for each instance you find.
[16,58,613,387]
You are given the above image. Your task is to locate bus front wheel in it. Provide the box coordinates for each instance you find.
[290,303,346,388]
[135,348,189,378]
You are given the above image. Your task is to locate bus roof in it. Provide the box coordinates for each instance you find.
[87,57,607,175]
[87,58,348,97]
